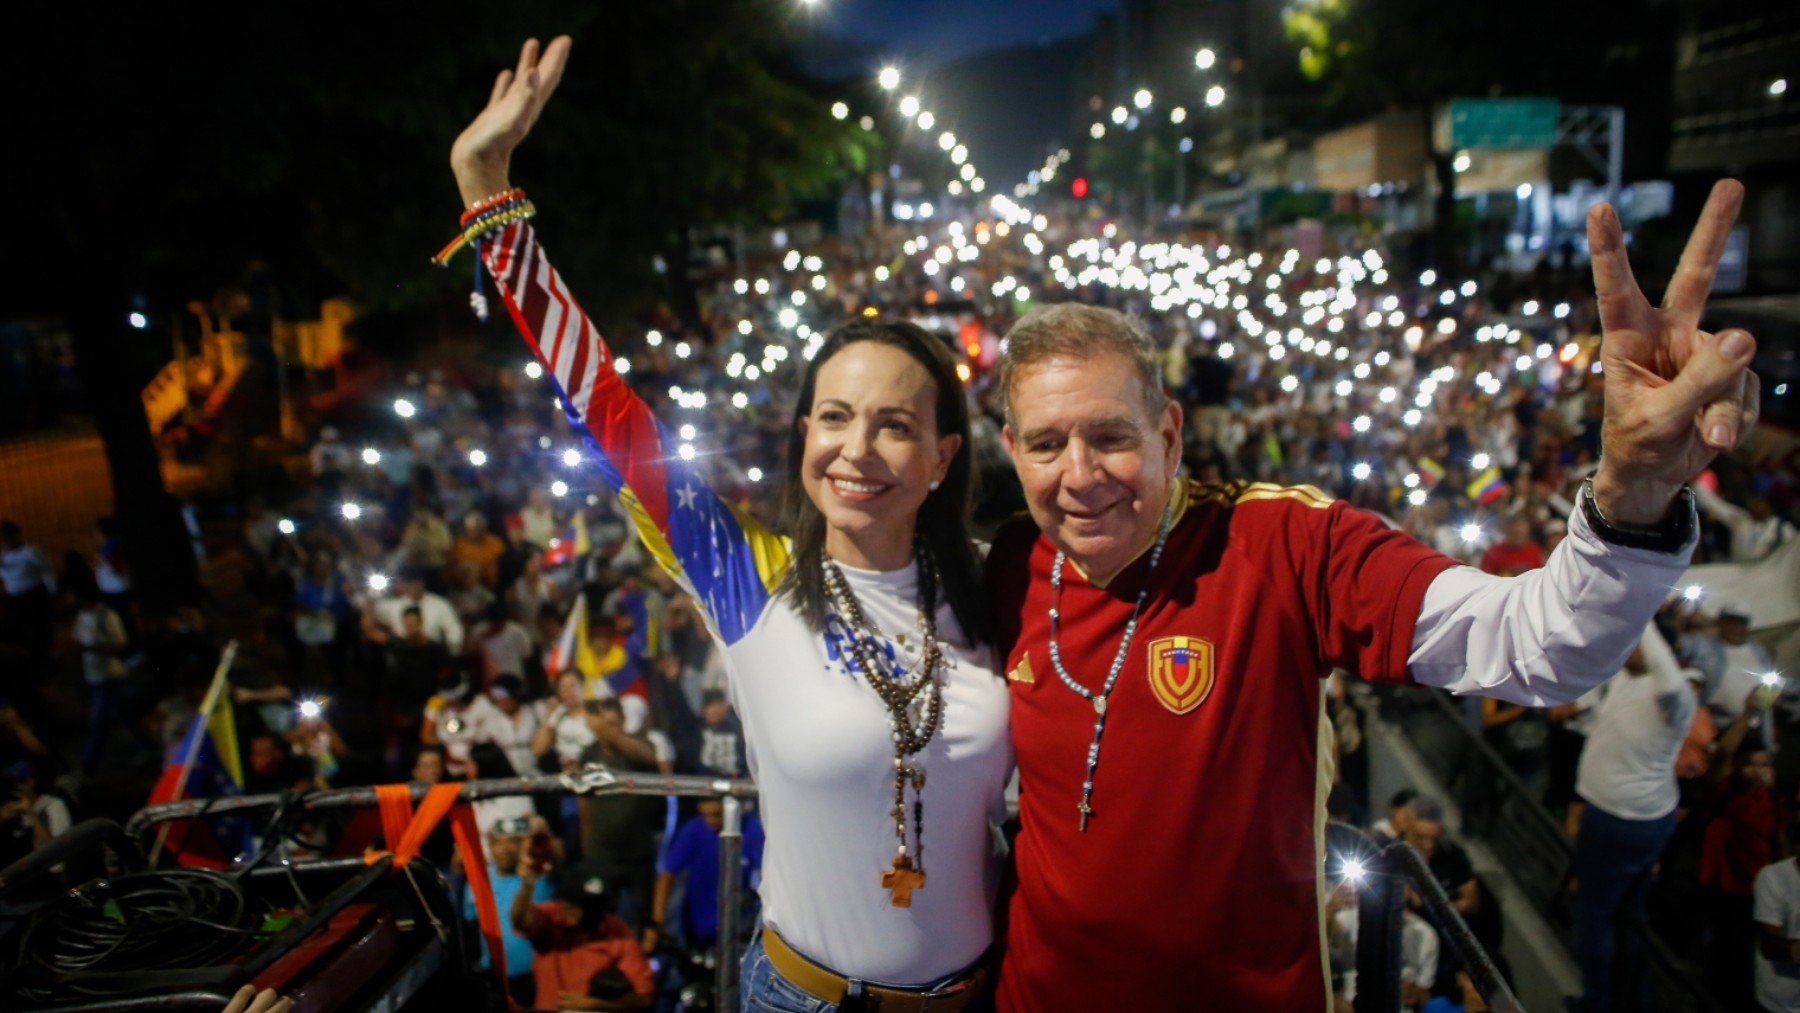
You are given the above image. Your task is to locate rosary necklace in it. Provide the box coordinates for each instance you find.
[1047,498,1176,832]
[821,544,944,906]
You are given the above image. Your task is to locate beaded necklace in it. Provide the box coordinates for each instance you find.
[1047,496,1177,832]
[821,545,944,907]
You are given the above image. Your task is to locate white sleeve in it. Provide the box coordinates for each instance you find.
[1754,864,1787,928]
[1408,486,1696,706]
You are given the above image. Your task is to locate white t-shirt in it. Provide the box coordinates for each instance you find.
[1756,858,1800,1011]
[1576,629,1698,821]
[537,701,595,766]
[374,593,465,654]
[725,560,1012,986]
[461,693,540,781]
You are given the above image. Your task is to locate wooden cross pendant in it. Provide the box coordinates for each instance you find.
[1078,800,1094,833]
[882,855,925,907]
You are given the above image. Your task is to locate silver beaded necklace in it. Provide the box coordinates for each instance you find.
[1047,495,1177,832]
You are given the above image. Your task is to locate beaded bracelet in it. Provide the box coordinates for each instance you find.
[462,188,527,225]
[434,191,536,323]
[432,200,536,266]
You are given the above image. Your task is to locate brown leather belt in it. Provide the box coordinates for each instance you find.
[760,927,988,1013]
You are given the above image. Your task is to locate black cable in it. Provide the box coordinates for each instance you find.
[9,868,259,1002]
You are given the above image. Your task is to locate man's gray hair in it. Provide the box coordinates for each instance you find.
[997,303,1169,428]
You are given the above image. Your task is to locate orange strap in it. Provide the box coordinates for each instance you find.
[361,782,516,1011]
[375,784,414,853]
[448,801,515,1007]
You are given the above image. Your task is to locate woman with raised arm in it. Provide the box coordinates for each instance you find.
[447,37,1008,1013]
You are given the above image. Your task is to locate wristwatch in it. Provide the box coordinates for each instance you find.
[1579,478,1696,553]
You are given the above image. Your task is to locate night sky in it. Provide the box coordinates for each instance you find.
[797,0,1116,80]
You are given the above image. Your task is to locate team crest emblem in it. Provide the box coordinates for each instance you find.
[1146,636,1214,714]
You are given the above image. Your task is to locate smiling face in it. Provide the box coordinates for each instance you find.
[1003,350,1182,582]
[797,341,961,571]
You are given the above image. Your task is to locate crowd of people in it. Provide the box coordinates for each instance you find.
[1,178,1794,1008]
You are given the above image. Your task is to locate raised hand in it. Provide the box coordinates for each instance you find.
[450,36,572,207]
[1588,180,1761,525]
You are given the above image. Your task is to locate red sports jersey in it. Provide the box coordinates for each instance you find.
[989,480,1459,1010]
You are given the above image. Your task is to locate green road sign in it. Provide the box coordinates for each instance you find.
[1448,99,1560,149]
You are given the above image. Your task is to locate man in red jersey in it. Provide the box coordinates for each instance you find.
[987,182,1760,1009]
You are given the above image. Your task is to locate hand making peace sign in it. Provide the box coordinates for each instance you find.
[1588,180,1761,525]
[450,36,572,208]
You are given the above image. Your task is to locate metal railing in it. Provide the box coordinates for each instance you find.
[117,763,1582,1011]
[1370,683,1722,1012]
[128,766,759,1010]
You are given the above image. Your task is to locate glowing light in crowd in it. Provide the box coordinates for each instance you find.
[679,424,696,441]
[748,467,764,483]
[1772,79,1789,97]
[1133,88,1153,110]
[1764,672,1784,688]
[878,66,900,91]
[1204,85,1226,108]
[1459,523,1483,545]
[1453,152,1472,173]
[128,312,148,329]
[1554,303,1571,319]
[393,398,416,418]
[899,95,920,118]
[468,449,488,467]
[1682,584,1705,602]
[1351,462,1372,482]
[1470,453,1490,470]
[614,357,630,375]
[1408,489,1429,507]
[1090,123,1106,139]
[1195,48,1216,70]
[1111,105,1128,125]
[1516,183,1533,200]
[362,447,381,465]
[367,572,389,592]
[550,480,569,498]
[678,444,697,462]
[939,131,955,150]
[561,448,581,467]
[277,518,296,535]
[917,111,935,130]
[1419,269,1437,286]
[298,699,323,720]
[831,101,848,120]
[1339,856,1366,884]
[1352,415,1371,434]
[341,502,362,521]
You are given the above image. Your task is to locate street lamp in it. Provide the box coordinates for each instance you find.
[1195,48,1217,71]
[878,66,900,91]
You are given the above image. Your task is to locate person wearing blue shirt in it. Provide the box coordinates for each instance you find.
[465,817,554,1005]
[645,798,764,954]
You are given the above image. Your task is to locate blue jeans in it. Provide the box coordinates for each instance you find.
[739,933,835,1013]
[1573,804,1678,1012]
[737,932,989,1013]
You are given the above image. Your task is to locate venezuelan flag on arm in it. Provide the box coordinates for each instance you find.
[483,221,789,647]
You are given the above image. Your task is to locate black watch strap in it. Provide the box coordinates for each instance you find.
[1579,479,1696,553]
